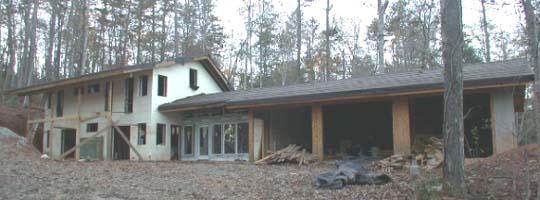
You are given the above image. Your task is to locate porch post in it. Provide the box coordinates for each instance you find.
[312,105,324,161]
[248,110,254,162]
[392,98,411,155]
[490,88,517,153]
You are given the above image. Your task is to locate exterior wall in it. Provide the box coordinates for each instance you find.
[146,62,224,160]
[42,61,225,160]
[490,88,518,153]
[43,71,153,160]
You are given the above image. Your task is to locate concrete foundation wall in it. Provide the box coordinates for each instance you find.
[490,88,518,153]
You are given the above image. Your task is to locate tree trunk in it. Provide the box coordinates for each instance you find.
[325,0,330,82]
[80,0,89,75]
[441,0,465,197]
[45,0,57,81]
[2,0,17,101]
[520,0,540,199]
[376,0,388,73]
[480,0,491,62]
[296,0,302,84]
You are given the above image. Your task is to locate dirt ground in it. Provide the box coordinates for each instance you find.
[0,135,412,200]
[1,124,538,200]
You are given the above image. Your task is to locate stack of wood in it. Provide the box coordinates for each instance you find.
[255,144,317,165]
[373,137,443,170]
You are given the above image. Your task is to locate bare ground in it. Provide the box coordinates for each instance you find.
[0,138,412,200]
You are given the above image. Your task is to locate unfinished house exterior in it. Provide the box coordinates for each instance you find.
[11,58,533,162]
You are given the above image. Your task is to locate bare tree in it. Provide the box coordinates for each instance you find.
[479,0,490,62]
[520,0,540,198]
[376,0,389,73]
[324,0,331,81]
[441,0,465,197]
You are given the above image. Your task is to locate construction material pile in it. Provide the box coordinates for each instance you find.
[255,144,318,165]
[373,137,443,170]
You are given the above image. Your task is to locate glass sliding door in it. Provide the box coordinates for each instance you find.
[183,126,194,156]
[224,124,236,154]
[237,123,249,154]
[212,124,222,154]
[199,126,209,158]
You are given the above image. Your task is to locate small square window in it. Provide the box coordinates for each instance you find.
[86,123,98,132]
[87,84,100,94]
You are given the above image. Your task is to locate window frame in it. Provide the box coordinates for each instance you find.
[189,68,199,90]
[157,75,167,97]
[86,123,98,132]
[124,78,134,113]
[137,123,146,145]
[87,84,100,94]
[183,125,194,155]
[138,75,148,96]
[156,123,166,145]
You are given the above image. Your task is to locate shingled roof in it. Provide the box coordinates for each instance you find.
[9,55,232,96]
[159,59,533,111]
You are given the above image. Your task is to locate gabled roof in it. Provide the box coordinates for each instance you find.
[159,59,534,112]
[8,56,232,96]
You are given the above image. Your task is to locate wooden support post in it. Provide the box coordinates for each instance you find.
[311,105,324,161]
[248,110,254,162]
[392,98,411,155]
[262,112,270,158]
[106,81,113,160]
[75,88,82,160]
[110,120,144,160]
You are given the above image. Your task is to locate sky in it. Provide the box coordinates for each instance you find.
[214,0,523,47]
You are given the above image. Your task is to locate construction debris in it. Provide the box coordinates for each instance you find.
[255,144,318,165]
[314,160,391,189]
[373,136,443,170]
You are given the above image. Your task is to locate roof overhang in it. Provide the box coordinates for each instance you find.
[8,55,232,96]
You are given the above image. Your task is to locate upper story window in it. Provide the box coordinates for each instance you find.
[87,84,100,94]
[56,91,64,117]
[47,93,52,109]
[86,123,98,132]
[138,75,148,96]
[157,75,167,97]
[189,69,199,90]
[124,78,134,113]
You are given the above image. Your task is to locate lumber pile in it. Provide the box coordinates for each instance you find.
[373,137,443,170]
[255,144,317,165]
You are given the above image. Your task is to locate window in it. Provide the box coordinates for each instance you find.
[137,123,146,145]
[138,75,148,96]
[124,78,134,113]
[157,75,167,96]
[87,84,100,94]
[47,93,52,109]
[189,69,198,90]
[199,127,209,156]
[184,126,194,155]
[237,123,249,153]
[157,123,165,145]
[104,81,112,111]
[212,124,222,154]
[56,91,63,117]
[73,87,84,96]
[86,123,98,132]
[224,124,236,154]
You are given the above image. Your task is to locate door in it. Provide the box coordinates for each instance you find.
[170,125,181,160]
[182,126,194,158]
[113,126,130,160]
[198,126,210,159]
[61,129,76,159]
